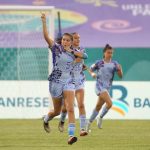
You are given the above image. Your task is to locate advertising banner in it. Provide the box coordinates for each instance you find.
[0,81,149,119]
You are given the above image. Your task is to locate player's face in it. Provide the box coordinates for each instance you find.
[73,33,80,47]
[61,35,72,49]
[104,49,113,59]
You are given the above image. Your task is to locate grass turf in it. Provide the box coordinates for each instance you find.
[0,119,150,150]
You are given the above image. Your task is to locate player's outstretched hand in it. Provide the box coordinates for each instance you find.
[41,13,46,23]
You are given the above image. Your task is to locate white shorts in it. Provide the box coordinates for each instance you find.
[74,79,85,90]
[49,80,75,98]
[95,82,110,96]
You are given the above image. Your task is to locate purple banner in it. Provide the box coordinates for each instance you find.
[0,0,150,47]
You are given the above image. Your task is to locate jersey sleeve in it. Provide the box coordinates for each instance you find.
[90,60,99,71]
[50,42,62,56]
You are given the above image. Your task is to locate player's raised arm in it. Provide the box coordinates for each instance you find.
[41,13,54,47]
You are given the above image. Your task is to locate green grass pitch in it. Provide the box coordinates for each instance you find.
[0,119,150,150]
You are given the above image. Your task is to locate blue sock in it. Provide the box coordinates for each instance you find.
[68,123,75,137]
[100,106,108,118]
[60,112,67,122]
[44,114,53,123]
[89,109,99,123]
[79,115,86,130]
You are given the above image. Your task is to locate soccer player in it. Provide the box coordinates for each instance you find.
[58,32,88,136]
[86,44,123,131]
[41,13,86,145]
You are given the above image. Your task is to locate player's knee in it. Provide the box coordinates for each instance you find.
[67,107,74,114]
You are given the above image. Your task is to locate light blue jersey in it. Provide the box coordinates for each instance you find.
[48,43,75,84]
[72,47,87,90]
[91,59,119,95]
[48,43,75,98]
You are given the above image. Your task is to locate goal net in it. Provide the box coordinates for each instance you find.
[0,6,54,80]
[0,6,55,119]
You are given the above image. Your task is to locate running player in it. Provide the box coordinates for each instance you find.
[86,44,123,131]
[58,32,88,136]
[41,13,86,145]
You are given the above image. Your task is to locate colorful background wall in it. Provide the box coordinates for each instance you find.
[0,0,150,119]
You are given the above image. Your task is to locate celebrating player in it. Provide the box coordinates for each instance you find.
[58,32,88,136]
[41,13,86,145]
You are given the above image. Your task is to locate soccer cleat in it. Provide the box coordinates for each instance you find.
[86,121,91,133]
[43,121,50,133]
[80,129,88,136]
[97,117,103,129]
[58,121,65,132]
[68,136,77,145]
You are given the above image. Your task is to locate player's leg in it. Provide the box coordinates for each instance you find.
[43,81,63,133]
[75,88,88,136]
[43,97,62,133]
[63,90,77,144]
[58,102,67,132]
[97,91,112,128]
[86,96,105,131]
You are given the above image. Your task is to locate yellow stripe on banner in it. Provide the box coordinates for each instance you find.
[111,106,125,116]
[56,8,88,24]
